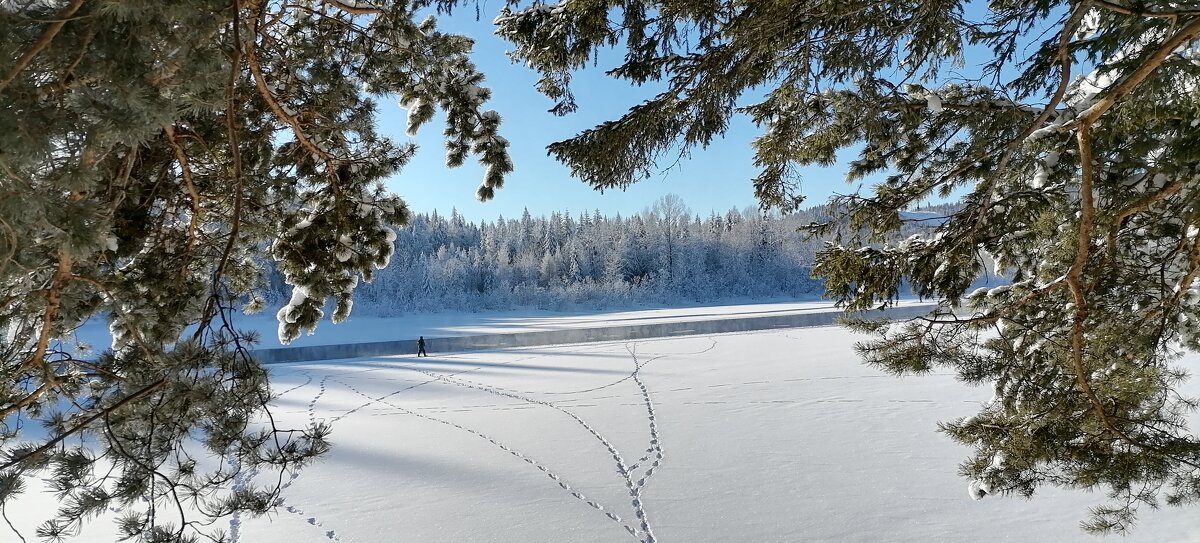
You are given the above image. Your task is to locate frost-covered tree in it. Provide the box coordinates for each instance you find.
[0,1,509,540]
[494,0,1200,533]
[647,194,691,282]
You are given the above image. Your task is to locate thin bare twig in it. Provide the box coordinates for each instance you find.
[0,381,53,421]
[0,0,88,92]
[242,25,334,164]
[1067,124,1108,429]
[1111,176,1188,227]
[1068,17,1200,129]
[14,245,73,383]
[0,503,26,543]
[163,124,203,253]
[0,377,168,472]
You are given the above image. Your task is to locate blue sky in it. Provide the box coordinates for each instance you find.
[377,11,864,222]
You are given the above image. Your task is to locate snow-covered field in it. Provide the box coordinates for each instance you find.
[241,328,1199,543]
[15,308,1200,542]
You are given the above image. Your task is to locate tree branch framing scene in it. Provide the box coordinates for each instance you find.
[1,0,1199,541]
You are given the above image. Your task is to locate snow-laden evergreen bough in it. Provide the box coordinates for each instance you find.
[493,0,1200,534]
[0,0,510,541]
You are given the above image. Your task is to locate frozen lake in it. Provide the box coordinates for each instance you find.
[14,309,1200,542]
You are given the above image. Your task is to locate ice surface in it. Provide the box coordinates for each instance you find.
[66,300,908,351]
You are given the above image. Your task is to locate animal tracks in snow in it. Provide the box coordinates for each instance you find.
[272,369,314,399]
[387,342,668,542]
[277,505,340,541]
[244,376,346,542]
[622,344,663,543]
[325,376,640,538]
[279,337,685,543]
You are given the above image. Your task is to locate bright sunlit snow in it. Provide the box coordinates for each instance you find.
[13,308,1200,542]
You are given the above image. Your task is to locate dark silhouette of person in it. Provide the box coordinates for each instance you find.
[417,336,427,357]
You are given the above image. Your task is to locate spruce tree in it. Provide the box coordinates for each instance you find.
[493,0,1200,533]
[1,1,509,541]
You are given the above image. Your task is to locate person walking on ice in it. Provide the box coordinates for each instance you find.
[417,336,427,357]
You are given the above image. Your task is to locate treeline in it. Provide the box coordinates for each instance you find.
[263,196,956,314]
